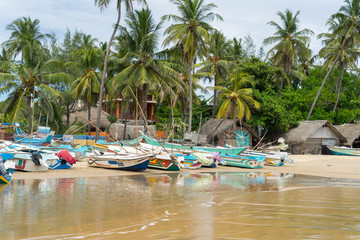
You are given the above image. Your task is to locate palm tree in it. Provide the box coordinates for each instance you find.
[110,8,184,123]
[198,30,231,117]
[162,0,222,132]
[263,9,314,89]
[307,0,360,120]
[318,16,360,114]
[3,17,50,64]
[70,34,103,135]
[94,0,147,140]
[0,60,66,132]
[215,71,260,121]
[0,17,65,132]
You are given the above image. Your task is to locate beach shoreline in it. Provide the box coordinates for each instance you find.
[10,154,360,181]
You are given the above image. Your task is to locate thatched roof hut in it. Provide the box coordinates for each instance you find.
[200,119,259,147]
[64,107,111,127]
[284,120,346,154]
[335,122,360,147]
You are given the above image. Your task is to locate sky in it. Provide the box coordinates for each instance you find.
[0,0,345,55]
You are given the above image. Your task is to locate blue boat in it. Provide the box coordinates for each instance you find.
[13,125,54,146]
[0,153,15,184]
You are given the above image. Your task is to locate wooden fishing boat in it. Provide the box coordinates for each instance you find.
[1,151,75,171]
[176,154,202,169]
[192,152,218,168]
[242,151,285,167]
[87,152,153,171]
[148,154,181,171]
[327,145,360,156]
[219,154,265,169]
[193,146,248,155]
[0,159,15,184]
[13,126,54,146]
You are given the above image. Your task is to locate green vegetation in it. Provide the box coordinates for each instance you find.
[1,0,360,138]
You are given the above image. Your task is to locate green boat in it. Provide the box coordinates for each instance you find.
[194,146,248,155]
[219,158,264,169]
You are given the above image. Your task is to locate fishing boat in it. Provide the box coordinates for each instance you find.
[0,148,75,171]
[242,151,288,167]
[13,125,54,146]
[176,154,202,169]
[193,146,248,155]
[87,151,153,171]
[0,155,15,184]
[219,154,265,169]
[327,145,360,156]
[192,152,218,168]
[148,154,181,171]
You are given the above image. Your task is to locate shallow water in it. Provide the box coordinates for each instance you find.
[1,172,360,240]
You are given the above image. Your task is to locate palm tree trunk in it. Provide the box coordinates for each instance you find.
[142,85,148,122]
[95,4,122,140]
[333,64,345,113]
[88,102,91,136]
[188,54,193,132]
[27,96,32,133]
[212,73,217,117]
[307,52,342,120]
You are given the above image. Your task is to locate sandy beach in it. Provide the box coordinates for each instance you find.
[10,154,360,181]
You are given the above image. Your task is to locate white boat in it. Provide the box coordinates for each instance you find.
[87,151,154,171]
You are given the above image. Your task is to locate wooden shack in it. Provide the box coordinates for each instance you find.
[200,119,259,148]
[284,120,346,154]
[335,122,360,147]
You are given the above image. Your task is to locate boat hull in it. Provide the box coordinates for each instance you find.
[327,146,360,156]
[0,169,14,184]
[194,146,247,155]
[220,158,264,169]
[88,158,150,171]
[148,158,181,171]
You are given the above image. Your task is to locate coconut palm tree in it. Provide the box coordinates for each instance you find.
[70,34,103,135]
[110,8,184,123]
[0,60,67,132]
[307,0,360,120]
[318,16,360,114]
[94,0,147,140]
[263,9,314,89]
[198,30,231,117]
[162,0,222,132]
[215,71,260,121]
[0,17,66,132]
[3,17,50,64]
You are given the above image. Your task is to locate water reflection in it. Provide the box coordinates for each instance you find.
[1,172,360,240]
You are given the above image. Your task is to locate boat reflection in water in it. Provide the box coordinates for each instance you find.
[1,172,360,240]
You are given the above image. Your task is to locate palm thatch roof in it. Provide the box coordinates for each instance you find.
[284,120,346,144]
[64,107,111,127]
[334,122,360,146]
[200,119,259,139]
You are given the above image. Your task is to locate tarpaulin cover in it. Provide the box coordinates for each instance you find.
[56,149,76,165]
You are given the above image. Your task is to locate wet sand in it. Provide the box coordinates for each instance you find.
[11,154,360,180]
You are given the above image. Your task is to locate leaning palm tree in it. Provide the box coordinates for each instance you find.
[318,15,360,114]
[94,0,147,140]
[263,9,314,89]
[215,71,260,121]
[110,8,184,122]
[307,0,360,120]
[162,0,222,132]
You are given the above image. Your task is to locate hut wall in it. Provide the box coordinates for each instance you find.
[311,127,337,139]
